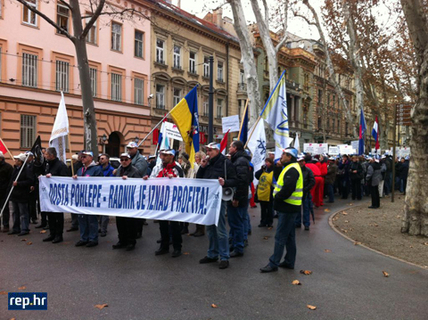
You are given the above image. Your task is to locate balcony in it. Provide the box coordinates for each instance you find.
[154,60,168,70]
[237,82,247,92]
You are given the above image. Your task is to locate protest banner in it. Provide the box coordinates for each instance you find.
[351,140,359,154]
[329,146,339,155]
[222,115,240,133]
[303,143,315,153]
[338,144,355,155]
[163,122,183,141]
[39,177,222,226]
[315,143,328,154]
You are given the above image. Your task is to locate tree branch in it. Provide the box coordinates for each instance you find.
[58,0,72,11]
[262,0,269,26]
[81,0,105,39]
[292,11,316,26]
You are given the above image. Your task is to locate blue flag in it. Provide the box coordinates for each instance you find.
[239,105,248,144]
[359,108,366,155]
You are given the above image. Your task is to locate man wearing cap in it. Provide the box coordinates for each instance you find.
[98,153,115,237]
[73,151,103,247]
[8,153,34,236]
[126,142,149,177]
[146,149,184,257]
[261,147,303,273]
[295,154,315,230]
[366,157,382,209]
[113,153,142,251]
[0,151,13,232]
[197,142,238,269]
[42,147,69,243]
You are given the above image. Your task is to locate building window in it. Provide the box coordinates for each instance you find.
[189,51,196,74]
[337,119,340,134]
[111,73,122,101]
[239,69,244,83]
[55,60,69,92]
[173,88,181,106]
[134,78,144,105]
[217,62,224,82]
[156,39,164,64]
[89,67,97,97]
[134,30,144,58]
[173,45,181,69]
[318,117,322,130]
[111,22,122,51]
[345,122,349,135]
[156,84,165,109]
[203,96,208,116]
[23,0,37,26]
[333,95,336,109]
[22,53,38,87]
[327,94,330,107]
[86,17,97,45]
[203,56,210,77]
[56,4,69,34]
[332,119,335,133]
[21,115,36,148]
[217,99,223,118]
[318,89,322,104]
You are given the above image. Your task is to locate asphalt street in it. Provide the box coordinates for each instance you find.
[1,198,427,320]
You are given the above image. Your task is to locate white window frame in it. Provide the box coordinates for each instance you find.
[134,78,144,106]
[156,39,165,64]
[173,88,181,106]
[156,84,165,109]
[89,67,97,97]
[111,22,122,51]
[22,52,38,87]
[217,61,224,82]
[203,96,209,116]
[173,45,181,69]
[217,98,223,118]
[189,51,197,74]
[21,114,36,148]
[203,56,210,77]
[23,0,37,27]
[111,72,122,101]
[56,3,69,34]
[135,30,144,58]
[55,60,69,92]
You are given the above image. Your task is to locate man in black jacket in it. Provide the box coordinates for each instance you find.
[261,148,303,273]
[227,140,251,258]
[42,147,70,243]
[295,154,315,230]
[197,142,238,269]
[0,151,13,232]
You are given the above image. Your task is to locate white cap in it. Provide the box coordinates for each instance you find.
[71,154,78,161]
[14,153,27,162]
[120,153,131,159]
[126,141,138,148]
[205,142,220,150]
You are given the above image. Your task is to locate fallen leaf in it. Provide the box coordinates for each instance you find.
[349,203,354,206]
[267,227,273,230]
[40,230,47,234]
[344,220,349,223]
[18,286,26,290]
[324,249,331,253]
[183,252,190,255]
[300,270,313,275]
[27,242,33,245]
[263,236,269,240]
[382,271,389,277]
[211,304,218,308]
[409,245,413,248]
[342,212,348,215]
[354,241,361,245]
[292,280,302,285]
[95,304,108,310]
[324,209,330,212]
[10,318,16,320]
[0,291,7,295]
[307,305,317,310]
[424,242,428,246]
[21,239,27,241]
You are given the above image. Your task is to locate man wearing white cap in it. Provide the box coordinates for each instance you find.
[126,141,148,177]
[8,153,33,236]
[0,151,13,232]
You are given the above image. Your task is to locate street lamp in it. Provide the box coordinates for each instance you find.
[134,136,139,144]
[99,134,108,153]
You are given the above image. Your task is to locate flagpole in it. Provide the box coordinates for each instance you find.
[68,134,74,176]
[137,112,171,148]
[259,70,286,118]
[0,137,15,160]
[238,99,249,139]
[243,116,262,150]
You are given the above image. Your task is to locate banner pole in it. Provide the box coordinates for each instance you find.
[137,112,171,148]
[237,99,249,139]
[243,116,262,150]
[68,134,74,176]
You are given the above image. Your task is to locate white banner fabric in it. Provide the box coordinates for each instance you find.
[39,176,222,226]
[222,115,240,133]
[247,120,267,186]
[164,121,183,141]
[49,92,69,163]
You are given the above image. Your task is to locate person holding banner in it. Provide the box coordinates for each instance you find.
[147,149,184,258]
[113,153,143,251]
[0,151,13,232]
[197,142,238,269]
[73,151,103,247]
[42,147,69,244]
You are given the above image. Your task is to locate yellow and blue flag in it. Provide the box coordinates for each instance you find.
[170,86,199,168]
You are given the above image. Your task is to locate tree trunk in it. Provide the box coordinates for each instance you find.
[400,0,428,237]
[70,0,99,158]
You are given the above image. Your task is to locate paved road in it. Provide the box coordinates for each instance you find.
[1,198,427,319]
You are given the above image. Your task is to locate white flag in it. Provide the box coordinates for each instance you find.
[156,122,171,166]
[247,120,267,185]
[49,92,69,163]
[293,133,300,152]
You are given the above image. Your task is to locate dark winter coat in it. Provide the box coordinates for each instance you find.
[196,153,238,185]
[366,162,382,186]
[399,161,409,179]
[45,158,69,177]
[325,163,338,185]
[302,166,315,199]
[230,150,252,207]
[0,160,13,197]
[349,161,363,180]
[9,164,34,203]
[131,152,149,176]
[116,164,142,178]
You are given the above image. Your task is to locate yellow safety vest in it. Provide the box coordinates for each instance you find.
[273,162,303,206]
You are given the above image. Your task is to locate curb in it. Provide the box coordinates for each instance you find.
[328,204,428,270]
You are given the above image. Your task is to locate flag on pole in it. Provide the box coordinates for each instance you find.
[156,122,171,166]
[31,136,45,167]
[247,120,267,183]
[170,86,199,168]
[260,71,293,159]
[49,92,69,163]
[220,129,230,154]
[372,116,379,151]
[359,108,367,155]
[293,133,300,152]
[0,138,8,155]
[238,105,248,144]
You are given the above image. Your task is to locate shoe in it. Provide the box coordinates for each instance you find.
[112,242,127,249]
[125,244,136,251]
[136,232,142,239]
[43,235,55,242]
[230,251,244,258]
[86,241,98,247]
[199,256,218,264]
[75,240,88,247]
[8,230,19,235]
[193,231,205,237]
[52,236,63,244]
[258,224,266,227]
[304,226,310,231]
[219,260,229,269]
[98,229,101,233]
[100,232,107,237]
[278,261,294,269]
[247,230,252,235]
[31,219,38,224]
[155,247,169,256]
[295,225,301,228]
[181,227,189,234]
[274,214,279,219]
[171,249,182,258]
[18,231,29,236]
[260,264,278,273]
[244,239,249,247]
[35,224,46,229]
[267,224,273,228]
[2,227,9,233]
[368,206,375,209]
[156,238,162,243]
[66,227,78,232]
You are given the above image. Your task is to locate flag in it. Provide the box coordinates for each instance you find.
[30,135,45,167]
[260,71,293,159]
[220,129,230,154]
[372,115,379,151]
[238,105,248,144]
[49,92,69,163]
[359,108,367,155]
[0,137,8,155]
[156,122,171,166]
[293,133,300,152]
[247,120,266,185]
[170,86,199,168]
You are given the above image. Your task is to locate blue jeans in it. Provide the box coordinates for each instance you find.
[327,183,335,202]
[12,201,30,233]
[243,208,251,240]
[295,195,311,227]
[227,202,247,254]
[78,214,99,242]
[269,211,299,268]
[207,201,229,261]
[384,172,392,195]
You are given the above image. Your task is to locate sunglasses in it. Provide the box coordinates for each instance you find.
[120,158,130,161]
[81,156,87,158]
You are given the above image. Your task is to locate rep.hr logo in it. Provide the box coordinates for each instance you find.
[8,292,48,310]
